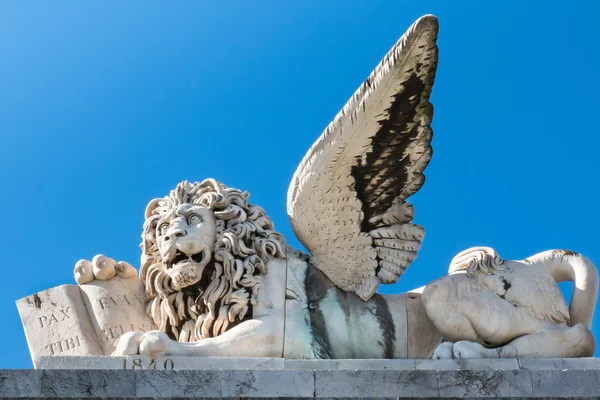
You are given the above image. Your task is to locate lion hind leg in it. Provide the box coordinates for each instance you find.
[460,292,554,347]
[425,289,550,346]
[452,323,595,359]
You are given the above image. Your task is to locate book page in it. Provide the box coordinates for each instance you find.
[16,284,103,368]
[79,275,157,355]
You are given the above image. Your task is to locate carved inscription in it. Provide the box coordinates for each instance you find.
[45,334,82,355]
[38,307,71,328]
[94,292,156,343]
[36,305,84,356]
[93,291,156,344]
[98,323,156,343]
[123,358,175,370]
[80,276,157,355]
[97,293,144,310]
[17,285,105,366]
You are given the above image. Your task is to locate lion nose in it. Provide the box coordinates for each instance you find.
[166,227,187,241]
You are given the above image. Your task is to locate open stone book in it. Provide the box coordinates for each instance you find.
[16,275,156,368]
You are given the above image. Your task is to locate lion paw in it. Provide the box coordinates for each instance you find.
[139,330,172,358]
[432,341,455,359]
[74,254,137,285]
[453,340,497,359]
[112,332,143,356]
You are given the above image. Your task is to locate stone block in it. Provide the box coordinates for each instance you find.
[315,369,438,398]
[438,369,532,397]
[519,357,600,370]
[136,369,313,398]
[39,355,125,369]
[531,369,600,397]
[5,364,600,399]
[416,358,520,370]
[285,358,415,370]
[168,356,284,370]
[0,370,41,397]
[136,370,223,398]
[41,369,136,397]
[39,355,285,370]
[222,369,314,398]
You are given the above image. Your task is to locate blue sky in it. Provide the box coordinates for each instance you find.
[1,1,599,368]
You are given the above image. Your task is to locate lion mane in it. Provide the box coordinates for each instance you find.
[448,246,504,277]
[140,179,286,342]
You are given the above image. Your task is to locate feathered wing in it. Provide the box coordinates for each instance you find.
[287,15,439,301]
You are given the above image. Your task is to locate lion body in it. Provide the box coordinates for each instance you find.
[284,253,442,359]
[125,180,596,360]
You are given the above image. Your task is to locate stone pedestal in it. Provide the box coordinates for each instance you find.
[3,357,600,399]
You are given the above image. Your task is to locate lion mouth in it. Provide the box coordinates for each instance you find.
[166,249,207,270]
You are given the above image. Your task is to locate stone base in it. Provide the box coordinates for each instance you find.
[3,357,600,398]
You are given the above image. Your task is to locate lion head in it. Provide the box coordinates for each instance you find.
[140,179,286,342]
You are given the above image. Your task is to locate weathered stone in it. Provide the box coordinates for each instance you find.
[286,358,415,370]
[531,369,600,397]
[136,370,222,398]
[39,355,125,370]
[2,365,600,399]
[136,369,313,398]
[222,369,314,398]
[416,358,520,370]
[438,369,532,397]
[519,357,600,370]
[315,369,438,398]
[0,370,42,397]
[41,369,136,397]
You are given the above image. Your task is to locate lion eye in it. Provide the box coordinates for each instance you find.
[188,214,202,224]
[159,223,169,236]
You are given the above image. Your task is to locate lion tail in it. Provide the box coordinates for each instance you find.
[526,250,598,329]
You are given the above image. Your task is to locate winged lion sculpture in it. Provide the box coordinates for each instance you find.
[76,15,597,360]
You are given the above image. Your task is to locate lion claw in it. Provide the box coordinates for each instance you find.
[74,254,138,285]
[74,259,94,285]
[116,261,138,279]
[432,341,455,359]
[92,255,117,280]
[112,332,143,356]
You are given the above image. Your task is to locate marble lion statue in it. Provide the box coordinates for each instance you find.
[77,15,597,359]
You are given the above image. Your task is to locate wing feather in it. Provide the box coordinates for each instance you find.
[287,15,439,300]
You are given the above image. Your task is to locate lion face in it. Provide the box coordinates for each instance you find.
[141,179,286,341]
[155,203,216,290]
